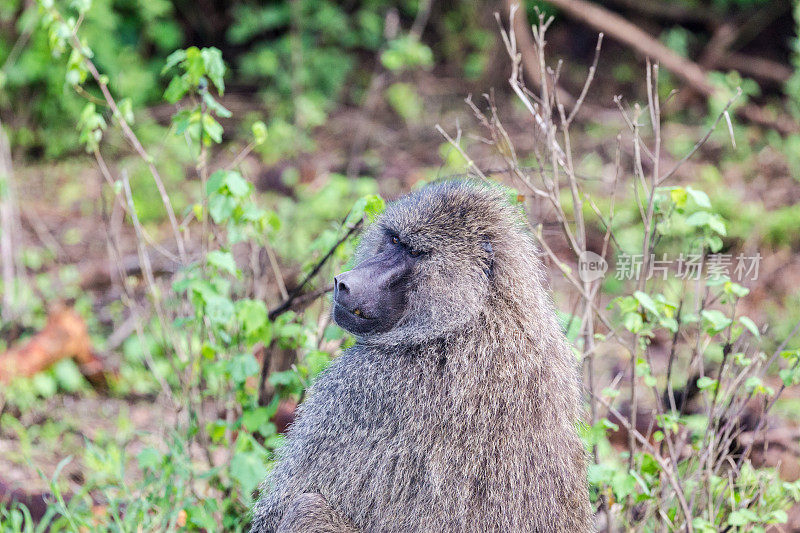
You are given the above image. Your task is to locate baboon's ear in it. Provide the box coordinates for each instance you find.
[481,240,494,278]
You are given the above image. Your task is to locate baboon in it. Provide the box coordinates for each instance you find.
[250,181,591,532]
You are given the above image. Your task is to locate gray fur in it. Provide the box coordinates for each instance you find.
[250,181,591,532]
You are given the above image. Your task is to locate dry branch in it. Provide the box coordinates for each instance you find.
[0,120,23,322]
[79,253,178,290]
[503,0,576,110]
[541,0,798,134]
[715,53,793,85]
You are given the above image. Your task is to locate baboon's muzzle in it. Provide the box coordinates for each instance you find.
[333,249,411,336]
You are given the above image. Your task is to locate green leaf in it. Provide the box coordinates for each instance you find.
[202,114,223,144]
[202,92,232,118]
[161,49,187,74]
[209,194,236,224]
[77,102,106,153]
[696,376,717,391]
[207,250,238,277]
[164,75,189,103]
[230,450,266,498]
[209,170,249,199]
[686,186,711,208]
[659,316,679,333]
[586,463,616,486]
[252,121,268,145]
[623,312,643,333]
[207,420,227,442]
[744,376,773,396]
[171,108,193,135]
[692,517,718,533]
[304,350,331,380]
[610,471,638,499]
[183,46,205,85]
[670,187,687,208]
[685,211,710,227]
[380,36,433,72]
[738,316,760,338]
[32,373,57,397]
[229,353,260,384]
[201,47,226,93]
[707,215,727,236]
[707,235,723,252]
[116,98,134,124]
[770,509,789,524]
[137,447,163,470]
[685,211,727,236]
[241,406,277,437]
[384,82,424,123]
[205,294,234,326]
[724,281,749,298]
[727,508,758,527]
[781,349,800,362]
[207,169,227,194]
[236,299,269,338]
[601,387,620,399]
[186,501,219,530]
[701,309,732,333]
[224,171,249,197]
[345,194,385,226]
[53,359,85,392]
[633,291,659,316]
[779,367,800,387]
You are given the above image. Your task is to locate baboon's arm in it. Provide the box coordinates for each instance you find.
[275,493,360,533]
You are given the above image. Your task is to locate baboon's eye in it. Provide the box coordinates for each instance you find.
[391,236,400,245]
[409,249,421,257]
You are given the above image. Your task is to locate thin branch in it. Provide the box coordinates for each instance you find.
[435,124,487,180]
[541,0,797,133]
[63,24,187,264]
[0,120,22,321]
[593,392,695,532]
[658,88,742,185]
[566,33,603,125]
[268,220,363,321]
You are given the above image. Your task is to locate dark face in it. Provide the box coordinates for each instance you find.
[333,231,421,336]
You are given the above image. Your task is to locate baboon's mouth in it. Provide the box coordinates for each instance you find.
[335,303,374,321]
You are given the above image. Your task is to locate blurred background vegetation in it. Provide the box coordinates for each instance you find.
[1,0,800,531]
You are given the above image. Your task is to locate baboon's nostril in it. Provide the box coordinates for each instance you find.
[336,277,350,294]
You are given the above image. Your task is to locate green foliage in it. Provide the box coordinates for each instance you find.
[162,46,229,148]
[385,82,425,124]
[381,35,433,72]
[232,0,390,162]
[0,15,387,528]
[2,0,180,157]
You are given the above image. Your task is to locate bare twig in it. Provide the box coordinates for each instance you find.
[566,33,603,126]
[658,88,741,185]
[435,124,487,180]
[265,244,289,301]
[61,22,188,263]
[0,121,22,321]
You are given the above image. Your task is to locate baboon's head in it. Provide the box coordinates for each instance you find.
[333,180,534,344]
